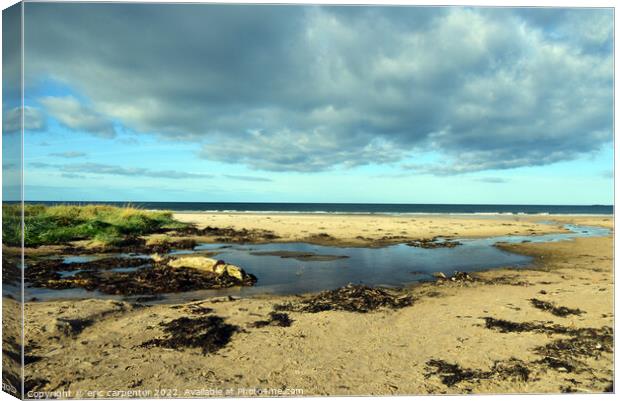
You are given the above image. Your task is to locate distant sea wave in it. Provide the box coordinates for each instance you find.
[18,201,614,215]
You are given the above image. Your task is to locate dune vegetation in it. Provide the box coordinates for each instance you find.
[2,204,186,247]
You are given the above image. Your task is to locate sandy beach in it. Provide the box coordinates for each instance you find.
[14,214,614,396]
[173,212,612,246]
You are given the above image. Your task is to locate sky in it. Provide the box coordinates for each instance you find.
[2,3,614,204]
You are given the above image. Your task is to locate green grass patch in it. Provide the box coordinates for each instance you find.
[2,204,187,247]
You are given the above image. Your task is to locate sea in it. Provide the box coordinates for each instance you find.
[21,201,613,215]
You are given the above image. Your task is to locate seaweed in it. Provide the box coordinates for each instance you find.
[529,298,584,317]
[425,358,530,387]
[140,316,239,354]
[275,284,413,313]
[533,326,613,372]
[2,257,21,285]
[55,317,94,337]
[250,312,293,328]
[24,377,50,394]
[483,316,613,374]
[176,225,279,243]
[434,271,476,283]
[27,260,257,296]
[406,238,462,249]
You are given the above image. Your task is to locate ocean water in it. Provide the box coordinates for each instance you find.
[21,201,613,215]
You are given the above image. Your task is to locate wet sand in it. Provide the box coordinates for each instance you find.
[18,215,614,396]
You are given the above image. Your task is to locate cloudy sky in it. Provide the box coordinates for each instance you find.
[2,3,614,204]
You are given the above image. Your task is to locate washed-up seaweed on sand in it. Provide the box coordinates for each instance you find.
[274,284,413,313]
[140,315,239,354]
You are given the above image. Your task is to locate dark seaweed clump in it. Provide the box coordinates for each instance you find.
[25,257,150,284]
[251,312,293,328]
[275,284,413,313]
[55,317,94,337]
[533,326,613,373]
[27,258,257,296]
[483,317,613,374]
[425,358,530,387]
[141,316,239,354]
[2,257,21,285]
[529,298,584,317]
[406,237,462,249]
[175,225,279,243]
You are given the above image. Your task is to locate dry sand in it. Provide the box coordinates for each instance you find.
[14,214,615,396]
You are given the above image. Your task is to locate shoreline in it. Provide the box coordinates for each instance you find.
[171,212,613,248]
[171,210,614,217]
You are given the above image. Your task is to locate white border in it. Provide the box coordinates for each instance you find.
[0,2,616,401]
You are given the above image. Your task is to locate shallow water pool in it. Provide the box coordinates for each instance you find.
[22,224,610,303]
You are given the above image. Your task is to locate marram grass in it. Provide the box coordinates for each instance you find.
[2,204,187,247]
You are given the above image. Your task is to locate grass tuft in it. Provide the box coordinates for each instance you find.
[2,204,186,247]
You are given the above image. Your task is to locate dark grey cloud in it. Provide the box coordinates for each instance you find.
[49,151,87,158]
[29,161,212,179]
[24,4,613,174]
[2,4,21,110]
[38,96,116,138]
[223,174,273,182]
[475,177,508,184]
[61,173,88,180]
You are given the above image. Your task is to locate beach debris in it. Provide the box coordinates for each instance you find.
[533,326,613,373]
[176,225,279,243]
[140,316,239,354]
[24,377,50,394]
[54,317,94,337]
[451,271,475,282]
[168,256,223,271]
[167,256,253,282]
[144,236,197,253]
[483,317,567,334]
[425,358,530,387]
[482,316,613,374]
[433,271,476,283]
[250,312,293,328]
[26,255,256,295]
[477,274,531,287]
[302,232,338,244]
[2,257,21,285]
[529,298,584,317]
[183,304,214,315]
[406,237,462,249]
[25,256,151,283]
[274,284,413,313]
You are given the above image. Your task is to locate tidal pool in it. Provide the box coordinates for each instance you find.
[23,224,610,303]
